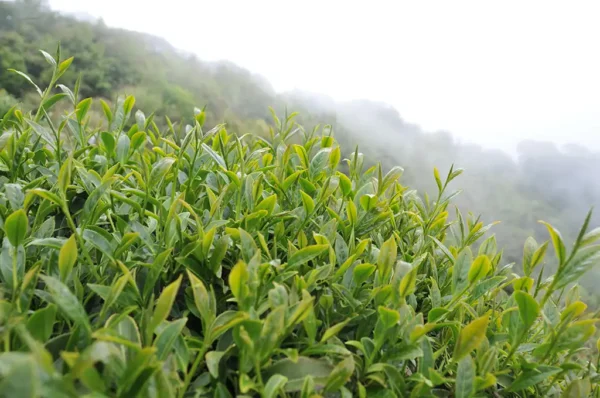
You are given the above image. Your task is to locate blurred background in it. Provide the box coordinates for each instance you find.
[1,0,599,304]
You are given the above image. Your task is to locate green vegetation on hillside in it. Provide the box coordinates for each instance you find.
[2,2,599,300]
[0,45,599,397]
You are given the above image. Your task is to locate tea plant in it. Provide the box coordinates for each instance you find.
[0,49,599,397]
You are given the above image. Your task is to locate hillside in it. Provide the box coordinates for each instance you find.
[1,0,600,300]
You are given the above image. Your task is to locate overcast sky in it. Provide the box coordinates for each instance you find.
[49,0,600,152]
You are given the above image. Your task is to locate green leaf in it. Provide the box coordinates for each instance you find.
[154,318,187,360]
[8,69,42,96]
[378,306,400,329]
[101,132,116,154]
[117,347,157,396]
[288,244,329,268]
[58,157,72,195]
[399,266,417,298]
[41,93,67,112]
[209,311,248,342]
[187,270,214,326]
[25,119,56,149]
[57,56,74,76]
[455,356,475,398]
[554,245,600,290]
[264,374,288,398]
[100,99,113,124]
[453,314,488,361]
[76,98,92,123]
[540,221,566,266]
[346,200,357,225]
[321,318,352,343]
[116,134,130,162]
[377,236,396,283]
[40,275,91,333]
[239,229,257,263]
[150,275,182,333]
[452,248,472,295]
[4,209,28,247]
[123,95,135,116]
[58,234,77,282]
[324,356,354,392]
[337,172,352,197]
[40,50,56,65]
[130,131,147,151]
[522,237,537,276]
[359,194,377,211]
[26,304,57,342]
[5,184,24,210]
[300,190,315,215]
[352,263,376,285]
[255,194,277,215]
[206,351,226,378]
[202,143,227,169]
[581,227,600,246]
[0,353,39,397]
[329,146,341,170]
[562,378,591,398]
[150,157,176,186]
[467,255,491,284]
[507,365,561,392]
[229,260,249,302]
[263,357,333,392]
[28,188,64,207]
[282,170,305,191]
[514,291,539,331]
[433,167,443,192]
[530,241,549,272]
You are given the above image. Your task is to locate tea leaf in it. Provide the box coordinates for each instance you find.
[264,374,288,398]
[58,235,77,282]
[507,365,562,392]
[288,244,328,268]
[514,291,539,331]
[467,255,491,284]
[150,275,182,333]
[324,356,354,393]
[5,209,28,247]
[453,314,488,361]
[40,275,90,333]
[455,356,475,398]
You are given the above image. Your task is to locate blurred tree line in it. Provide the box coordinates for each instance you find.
[1,0,599,300]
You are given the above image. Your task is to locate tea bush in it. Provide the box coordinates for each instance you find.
[0,50,599,398]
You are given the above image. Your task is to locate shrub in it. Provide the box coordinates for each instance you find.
[0,89,18,118]
[0,51,599,398]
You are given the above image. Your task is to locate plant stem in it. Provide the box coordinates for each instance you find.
[11,246,20,312]
[179,344,208,398]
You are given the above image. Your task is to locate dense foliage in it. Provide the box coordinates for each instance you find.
[0,47,599,397]
[1,2,599,302]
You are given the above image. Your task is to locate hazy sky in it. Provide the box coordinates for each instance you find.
[49,0,600,152]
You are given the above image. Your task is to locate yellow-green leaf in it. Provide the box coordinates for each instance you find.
[288,244,329,268]
[58,235,77,282]
[539,221,566,266]
[5,209,28,247]
[399,267,417,298]
[320,318,352,343]
[467,255,491,284]
[453,314,489,361]
[150,275,182,333]
[514,291,539,331]
[229,261,249,301]
[300,191,315,215]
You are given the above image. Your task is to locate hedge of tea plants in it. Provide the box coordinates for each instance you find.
[0,50,599,398]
